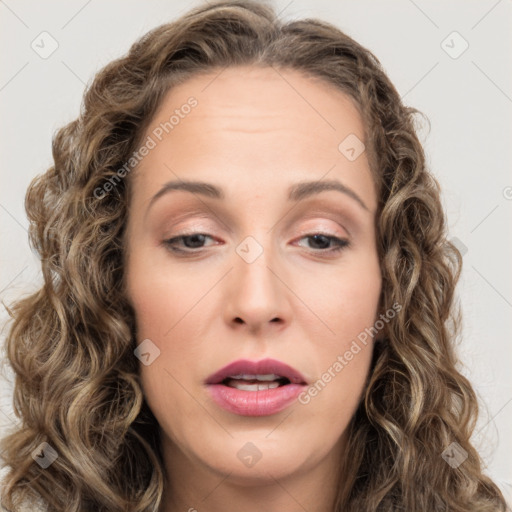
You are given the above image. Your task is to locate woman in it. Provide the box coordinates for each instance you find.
[1,1,508,511]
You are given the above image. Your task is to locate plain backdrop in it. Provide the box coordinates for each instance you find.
[1,0,511,503]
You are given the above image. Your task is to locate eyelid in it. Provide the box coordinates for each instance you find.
[294,224,347,239]
[165,222,347,243]
[160,208,353,251]
[282,204,355,236]
[154,206,234,236]
[164,215,349,243]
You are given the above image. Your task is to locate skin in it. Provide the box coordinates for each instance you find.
[124,65,382,512]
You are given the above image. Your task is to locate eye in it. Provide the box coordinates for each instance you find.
[295,233,350,254]
[163,233,217,254]
[163,232,350,256]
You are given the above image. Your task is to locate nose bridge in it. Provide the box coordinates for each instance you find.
[226,230,287,327]
[234,232,277,296]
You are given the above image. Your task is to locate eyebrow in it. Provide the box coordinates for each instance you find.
[147,178,369,212]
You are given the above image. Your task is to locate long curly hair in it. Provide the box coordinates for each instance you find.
[0,1,507,511]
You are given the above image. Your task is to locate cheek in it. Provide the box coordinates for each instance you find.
[127,262,203,435]
[125,245,206,339]
[295,252,381,408]
[125,250,213,410]
[298,250,381,348]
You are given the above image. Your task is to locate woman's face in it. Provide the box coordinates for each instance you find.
[125,66,381,485]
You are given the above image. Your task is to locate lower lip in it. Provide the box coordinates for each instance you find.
[206,383,305,416]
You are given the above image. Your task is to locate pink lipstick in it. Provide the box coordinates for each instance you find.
[205,358,307,416]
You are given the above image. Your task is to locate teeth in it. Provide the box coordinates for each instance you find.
[229,381,281,391]
[228,373,281,381]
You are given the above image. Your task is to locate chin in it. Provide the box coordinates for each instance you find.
[193,433,322,484]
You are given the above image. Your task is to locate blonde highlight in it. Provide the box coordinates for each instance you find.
[1,1,507,510]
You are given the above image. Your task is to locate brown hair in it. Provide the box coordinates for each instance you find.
[1,1,507,510]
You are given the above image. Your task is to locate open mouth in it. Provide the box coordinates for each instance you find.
[221,374,291,391]
[205,358,308,387]
[205,358,307,415]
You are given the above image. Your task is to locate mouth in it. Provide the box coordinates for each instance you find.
[205,358,308,416]
[220,374,291,391]
[205,357,308,387]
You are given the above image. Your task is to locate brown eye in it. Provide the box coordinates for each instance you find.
[295,233,350,253]
[163,233,217,254]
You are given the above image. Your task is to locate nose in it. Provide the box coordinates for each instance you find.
[223,237,291,334]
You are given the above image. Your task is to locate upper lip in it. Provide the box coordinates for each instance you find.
[205,358,308,385]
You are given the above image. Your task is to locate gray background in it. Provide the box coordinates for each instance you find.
[1,0,511,502]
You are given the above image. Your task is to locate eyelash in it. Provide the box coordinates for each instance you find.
[163,232,350,256]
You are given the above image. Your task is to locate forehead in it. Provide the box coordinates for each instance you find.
[131,65,376,211]
[151,65,365,140]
